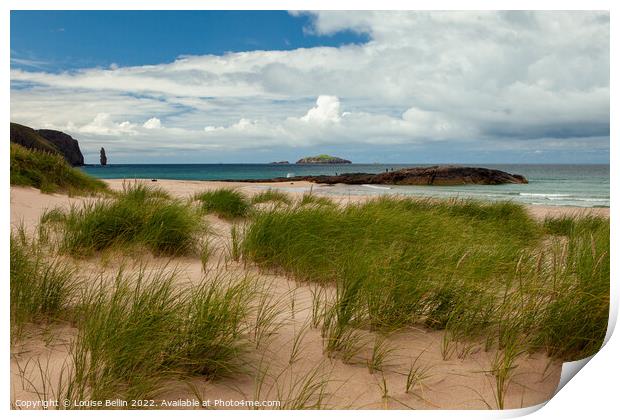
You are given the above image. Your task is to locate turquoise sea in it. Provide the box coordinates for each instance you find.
[81,163,610,208]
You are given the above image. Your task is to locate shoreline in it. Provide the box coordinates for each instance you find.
[10,179,609,238]
[105,178,610,219]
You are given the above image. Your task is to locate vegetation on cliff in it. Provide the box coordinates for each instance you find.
[10,144,107,194]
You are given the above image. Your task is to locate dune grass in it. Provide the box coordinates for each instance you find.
[534,215,610,359]
[34,267,259,403]
[242,197,609,361]
[195,188,250,219]
[10,228,80,342]
[11,223,262,403]
[10,144,108,195]
[41,183,204,257]
[69,271,249,402]
[251,189,292,206]
[298,192,335,207]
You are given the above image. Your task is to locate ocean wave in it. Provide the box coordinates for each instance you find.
[572,198,609,202]
[540,196,607,202]
[362,184,392,190]
[519,193,572,197]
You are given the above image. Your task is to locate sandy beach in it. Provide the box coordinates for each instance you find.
[10,179,611,410]
[11,179,609,231]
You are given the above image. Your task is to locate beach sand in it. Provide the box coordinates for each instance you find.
[10,180,608,410]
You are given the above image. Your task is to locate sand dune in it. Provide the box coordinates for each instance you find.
[11,180,607,409]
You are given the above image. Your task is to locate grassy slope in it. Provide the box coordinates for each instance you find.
[243,197,609,360]
[10,144,107,194]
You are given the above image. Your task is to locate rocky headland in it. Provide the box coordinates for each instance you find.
[226,165,528,186]
[10,122,85,166]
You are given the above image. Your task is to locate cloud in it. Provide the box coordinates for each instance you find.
[77,113,137,136]
[9,11,609,162]
[143,117,162,129]
[300,95,341,124]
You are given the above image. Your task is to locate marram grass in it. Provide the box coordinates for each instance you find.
[10,143,108,195]
[242,197,609,361]
[41,183,205,257]
[39,267,259,403]
[10,228,81,342]
[251,189,292,206]
[195,188,250,219]
[534,215,609,359]
[10,232,263,404]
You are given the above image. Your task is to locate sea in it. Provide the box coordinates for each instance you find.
[81,163,610,208]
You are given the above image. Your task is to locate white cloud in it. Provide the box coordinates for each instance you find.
[9,11,609,162]
[77,113,138,136]
[143,117,162,129]
[300,95,341,124]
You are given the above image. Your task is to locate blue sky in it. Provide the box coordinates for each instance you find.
[10,11,610,164]
[11,11,368,72]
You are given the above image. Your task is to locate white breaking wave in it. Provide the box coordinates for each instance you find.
[572,198,609,202]
[362,184,392,190]
[519,193,572,197]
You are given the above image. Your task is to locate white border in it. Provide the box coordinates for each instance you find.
[3,1,616,419]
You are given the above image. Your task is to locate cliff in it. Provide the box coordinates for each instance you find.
[10,123,59,155]
[10,123,85,166]
[36,129,85,166]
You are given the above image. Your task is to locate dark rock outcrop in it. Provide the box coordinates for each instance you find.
[270,161,290,164]
[226,165,528,186]
[36,129,85,166]
[10,123,59,155]
[10,123,85,166]
[296,155,352,164]
[100,147,107,166]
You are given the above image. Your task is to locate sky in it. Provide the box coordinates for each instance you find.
[10,11,610,164]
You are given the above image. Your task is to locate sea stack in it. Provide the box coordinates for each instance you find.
[100,147,107,166]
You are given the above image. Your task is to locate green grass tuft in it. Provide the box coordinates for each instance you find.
[42,183,204,257]
[251,189,292,206]
[10,228,80,342]
[195,188,250,219]
[298,193,335,207]
[10,144,108,195]
[67,268,256,401]
[534,216,610,359]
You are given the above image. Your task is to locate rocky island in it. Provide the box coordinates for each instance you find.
[227,165,528,186]
[296,154,352,164]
